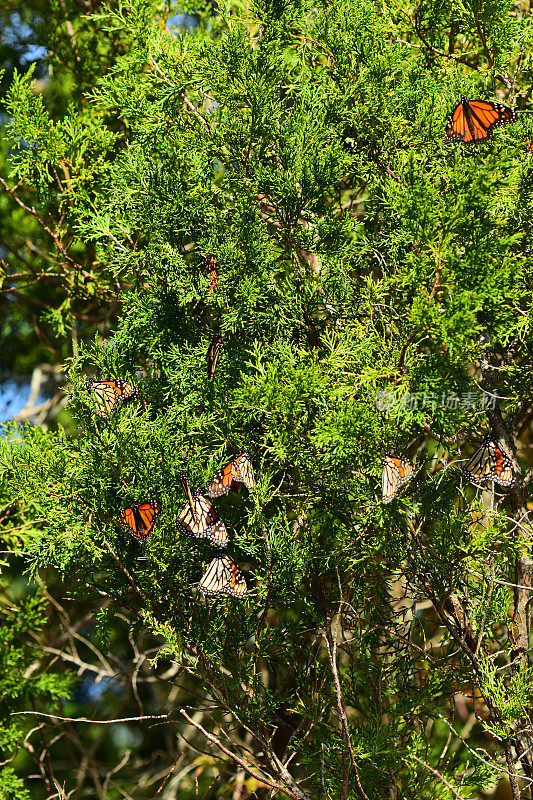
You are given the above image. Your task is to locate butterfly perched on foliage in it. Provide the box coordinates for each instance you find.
[445,97,518,145]
[382,454,414,504]
[119,500,162,543]
[206,333,222,379]
[207,451,255,498]
[462,436,515,487]
[176,488,229,548]
[198,554,247,598]
[87,378,139,418]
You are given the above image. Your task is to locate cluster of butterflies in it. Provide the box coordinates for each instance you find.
[86,377,253,599]
[381,97,524,496]
[85,95,528,588]
[382,436,515,504]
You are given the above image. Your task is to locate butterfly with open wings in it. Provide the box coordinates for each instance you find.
[119,500,162,544]
[445,96,518,145]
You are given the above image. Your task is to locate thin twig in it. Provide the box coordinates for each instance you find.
[11,711,170,724]
[323,615,370,800]
[407,754,467,800]
[179,709,298,800]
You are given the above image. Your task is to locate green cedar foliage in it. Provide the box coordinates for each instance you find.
[0,587,76,800]
[1,0,533,798]
[0,0,132,375]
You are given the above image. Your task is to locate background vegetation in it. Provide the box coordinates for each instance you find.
[1,0,533,797]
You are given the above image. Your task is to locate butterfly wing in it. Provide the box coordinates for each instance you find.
[445,100,468,144]
[468,100,517,141]
[207,459,235,498]
[176,491,229,547]
[119,506,139,537]
[474,436,515,486]
[198,554,247,598]
[88,379,120,417]
[137,501,163,536]
[382,455,414,504]
[445,97,518,145]
[120,501,162,543]
[88,379,139,417]
[490,444,515,487]
[206,333,222,379]
[114,380,139,403]
[232,451,255,491]
[463,438,495,485]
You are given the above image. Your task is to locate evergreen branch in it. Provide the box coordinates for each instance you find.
[0,176,91,279]
[407,754,467,800]
[409,522,532,798]
[399,2,478,69]
[469,569,533,594]
[473,0,493,67]
[479,350,533,790]
[188,657,314,800]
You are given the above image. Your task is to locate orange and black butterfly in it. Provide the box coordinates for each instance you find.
[119,500,162,544]
[382,454,414,504]
[198,553,247,598]
[178,471,197,522]
[87,378,139,418]
[206,333,222,379]
[524,137,533,153]
[445,97,518,145]
[176,488,229,547]
[462,436,515,487]
[207,451,255,498]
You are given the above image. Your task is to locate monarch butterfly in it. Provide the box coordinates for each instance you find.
[176,489,229,547]
[382,454,414,504]
[206,333,222,379]
[178,471,197,522]
[119,500,162,543]
[198,554,247,598]
[462,436,515,487]
[87,378,139,418]
[445,97,518,145]
[207,451,255,498]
